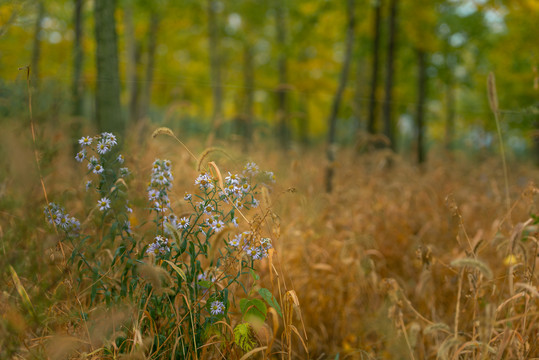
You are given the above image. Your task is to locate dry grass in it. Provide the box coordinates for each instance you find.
[2,119,539,359]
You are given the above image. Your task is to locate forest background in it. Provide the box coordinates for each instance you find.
[1,0,538,160]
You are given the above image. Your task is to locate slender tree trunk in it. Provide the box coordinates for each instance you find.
[94,0,124,136]
[72,0,84,116]
[71,0,84,155]
[445,74,455,150]
[382,0,398,149]
[416,49,427,164]
[298,93,310,146]
[534,117,539,166]
[353,56,363,135]
[124,0,140,123]
[325,0,355,193]
[367,0,382,134]
[275,0,289,149]
[140,11,159,120]
[31,1,45,87]
[241,42,254,152]
[208,0,222,130]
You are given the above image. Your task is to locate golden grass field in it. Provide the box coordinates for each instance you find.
[2,119,539,359]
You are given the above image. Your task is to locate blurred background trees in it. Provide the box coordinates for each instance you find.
[1,0,538,163]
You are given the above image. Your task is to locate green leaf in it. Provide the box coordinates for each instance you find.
[234,322,255,352]
[163,260,186,282]
[240,298,267,323]
[249,268,260,281]
[258,288,282,317]
[8,265,37,320]
[198,280,213,289]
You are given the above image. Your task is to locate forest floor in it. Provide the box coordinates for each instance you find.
[2,120,539,359]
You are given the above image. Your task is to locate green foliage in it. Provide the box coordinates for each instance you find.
[233,322,256,352]
[240,297,267,323]
[258,287,283,317]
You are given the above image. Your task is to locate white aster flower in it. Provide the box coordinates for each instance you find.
[209,300,225,315]
[195,173,214,190]
[177,217,190,230]
[117,154,124,164]
[229,234,242,247]
[225,172,240,185]
[93,163,104,174]
[240,183,250,193]
[212,220,225,233]
[97,197,111,211]
[104,133,117,146]
[78,136,92,147]
[266,171,276,183]
[203,204,214,215]
[243,162,259,176]
[148,189,159,201]
[75,150,85,162]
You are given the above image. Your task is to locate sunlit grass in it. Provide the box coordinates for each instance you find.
[1,117,539,359]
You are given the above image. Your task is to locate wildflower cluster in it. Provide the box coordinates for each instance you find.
[44,202,80,234]
[230,231,273,260]
[43,134,281,356]
[146,235,171,255]
[76,132,129,193]
[148,159,173,215]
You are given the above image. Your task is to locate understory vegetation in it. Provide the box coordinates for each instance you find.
[1,118,539,359]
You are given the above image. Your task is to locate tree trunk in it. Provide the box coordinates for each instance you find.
[275,0,289,149]
[445,74,455,151]
[298,93,310,146]
[31,1,45,87]
[124,0,140,123]
[72,0,84,116]
[325,0,355,193]
[208,0,222,130]
[71,0,84,155]
[353,55,363,136]
[241,42,254,152]
[94,0,124,136]
[416,49,427,164]
[367,0,382,134]
[140,11,159,120]
[382,0,398,149]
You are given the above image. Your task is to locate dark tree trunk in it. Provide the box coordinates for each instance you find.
[353,55,363,136]
[124,0,140,123]
[208,0,223,129]
[445,74,455,151]
[298,93,310,146]
[416,49,427,164]
[382,0,398,149]
[241,42,254,152]
[275,0,289,149]
[325,0,356,193]
[72,0,84,116]
[94,0,124,136]
[71,0,84,155]
[535,118,539,166]
[140,11,159,120]
[31,1,45,87]
[367,0,382,134]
